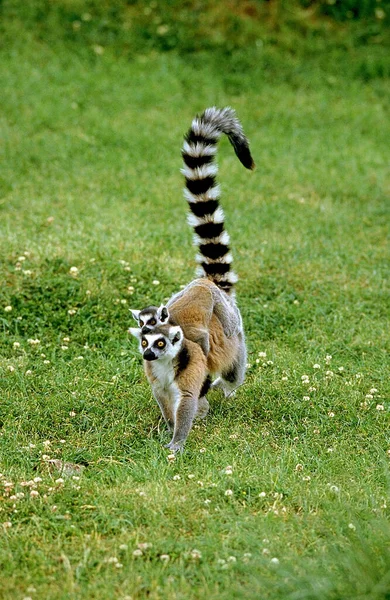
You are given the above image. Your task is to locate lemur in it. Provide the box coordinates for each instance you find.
[129,107,254,452]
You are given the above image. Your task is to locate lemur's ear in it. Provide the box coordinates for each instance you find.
[128,327,141,339]
[169,326,182,345]
[158,305,169,323]
[130,309,141,322]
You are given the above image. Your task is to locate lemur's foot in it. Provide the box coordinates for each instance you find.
[165,440,185,453]
[211,377,236,398]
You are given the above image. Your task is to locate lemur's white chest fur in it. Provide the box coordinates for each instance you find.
[150,359,180,409]
[151,359,175,390]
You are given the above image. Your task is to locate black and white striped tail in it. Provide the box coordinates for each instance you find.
[182,107,254,295]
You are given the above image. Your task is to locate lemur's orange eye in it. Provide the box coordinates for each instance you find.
[157,340,165,348]
[139,320,144,327]
[141,340,148,348]
[150,319,156,326]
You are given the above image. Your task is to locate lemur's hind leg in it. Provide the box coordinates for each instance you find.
[211,333,247,397]
[196,396,209,419]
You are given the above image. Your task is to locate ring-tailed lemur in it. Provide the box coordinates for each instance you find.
[129,107,254,451]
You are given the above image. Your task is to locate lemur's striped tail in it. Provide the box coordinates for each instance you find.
[182,107,254,295]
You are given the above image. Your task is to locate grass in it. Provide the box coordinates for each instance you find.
[1,12,390,600]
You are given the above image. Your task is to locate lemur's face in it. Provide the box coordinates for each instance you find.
[128,324,183,361]
[130,305,169,334]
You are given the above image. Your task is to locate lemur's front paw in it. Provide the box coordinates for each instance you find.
[165,440,185,453]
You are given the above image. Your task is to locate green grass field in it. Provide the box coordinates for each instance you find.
[1,9,389,599]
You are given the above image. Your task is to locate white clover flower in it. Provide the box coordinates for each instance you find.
[138,542,152,550]
[328,484,339,493]
[2,521,12,529]
[172,475,181,481]
[370,388,378,394]
[120,299,127,305]
[4,306,12,312]
[75,356,84,361]
[68,309,77,316]
[328,412,335,418]
[229,433,238,439]
[259,491,266,498]
[302,475,311,481]
[262,548,270,555]
[281,376,288,381]
[190,549,202,560]
[61,345,69,351]
[43,360,50,365]
[13,341,20,348]
[55,478,64,485]
[365,394,373,399]
[376,404,384,411]
[313,364,320,369]
[69,411,76,417]
[301,375,309,381]
[204,499,211,505]
[160,554,170,562]
[303,396,310,401]
[7,365,15,372]
[225,489,233,496]
[326,370,334,377]
[295,464,304,471]
[132,549,143,557]
[199,447,206,453]
[348,523,356,531]
[69,267,79,277]
[33,477,42,483]
[227,556,237,563]
[338,366,344,372]
[270,557,280,565]
[258,351,267,358]
[30,490,39,497]
[308,386,317,392]
[325,354,332,363]
[152,280,160,286]
[167,454,175,462]
[267,360,274,366]
[187,474,195,479]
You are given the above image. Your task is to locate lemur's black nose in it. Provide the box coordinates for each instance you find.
[143,349,157,361]
[142,326,152,334]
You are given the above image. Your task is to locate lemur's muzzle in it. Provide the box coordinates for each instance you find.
[143,349,157,361]
[142,326,152,334]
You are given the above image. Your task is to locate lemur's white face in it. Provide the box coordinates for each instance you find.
[128,325,183,361]
[130,305,169,333]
